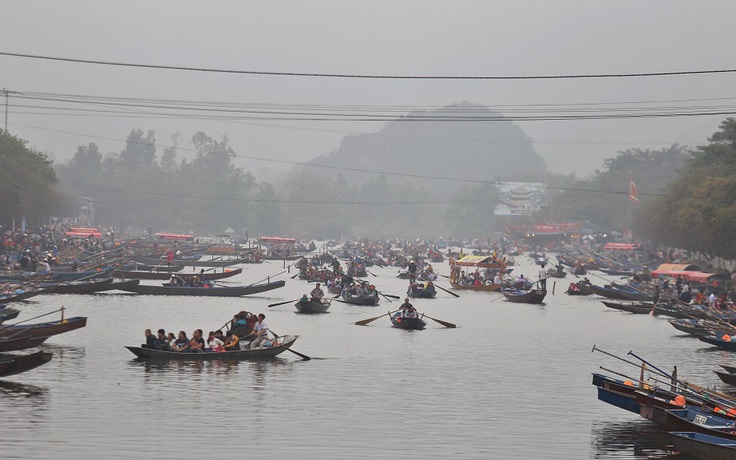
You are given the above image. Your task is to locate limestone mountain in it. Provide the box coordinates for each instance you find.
[305,101,548,196]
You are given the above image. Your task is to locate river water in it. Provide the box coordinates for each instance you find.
[0,252,729,459]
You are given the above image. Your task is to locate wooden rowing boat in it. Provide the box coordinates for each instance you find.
[42,277,114,294]
[501,288,547,304]
[448,279,501,292]
[113,267,243,281]
[0,335,51,352]
[698,335,736,351]
[0,351,53,377]
[669,432,736,460]
[390,312,426,330]
[125,335,299,360]
[0,316,87,340]
[0,308,20,324]
[294,298,331,313]
[117,280,286,296]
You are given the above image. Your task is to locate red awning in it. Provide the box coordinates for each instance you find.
[66,231,102,238]
[155,233,194,241]
[259,236,296,243]
[69,227,100,234]
[651,269,726,283]
[602,243,639,251]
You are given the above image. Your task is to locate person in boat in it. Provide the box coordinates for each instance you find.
[408,260,418,283]
[172,331,190,352]
[538,264,548,290]
[142,329,159,349]
[189,329,205,352]
[580,277,591,285]
[331,257,341,275]
[191,275,201,287]
[207,331,224,352]
[555,263,564,275]
[679,286,693,303]
[157,329,170,351]
[249,314,269,349]
[568,282,579,292]
[167,332,177,350]
[300,293,309,303]
[493,273,502,285]
[364,284,377,297]
[400,298,414,317]
[222,331,240,351]
[425,280,436,293]
[695,288,707,305]
[310,283,325,302]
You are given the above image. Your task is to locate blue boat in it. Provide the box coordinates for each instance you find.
[698,334,736,351]
[670,431,736,460]
[596,386,640,414]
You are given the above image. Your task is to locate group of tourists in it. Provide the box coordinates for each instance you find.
[167,270,212,288]
[140,311,277,352]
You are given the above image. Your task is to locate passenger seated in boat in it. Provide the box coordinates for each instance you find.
[167,332,176,349]
[300,294,309,302]
[249,314,269,349]
[189,329,205,352]
[400,298,413,316]
[569,283,579,292]
[493,273,502,285]
[157,329,170,351]
[222,331,240,351]
[191,276,201,287]
[142,329,159,349]
[172,331,190,352]
[425,281,435,292]
[207,331,224,352]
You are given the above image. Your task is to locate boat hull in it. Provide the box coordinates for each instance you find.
[118,280,286,296]
[125,335,299,360]
[501,288,547,304]
[295,299,330,313]
[0,351,53,377]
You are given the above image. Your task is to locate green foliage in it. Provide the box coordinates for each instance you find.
[638,119,736,258]
[0,130,62,224]
[56,130,280,234]
[550,145,690,229]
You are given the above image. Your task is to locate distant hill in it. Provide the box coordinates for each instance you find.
[304,101,548,196]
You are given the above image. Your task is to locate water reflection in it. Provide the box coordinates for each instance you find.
[0,380,48,398]
[590,419,674,459]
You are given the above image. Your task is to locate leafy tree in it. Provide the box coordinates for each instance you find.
[0,130,62,224]
[637,119,736,258]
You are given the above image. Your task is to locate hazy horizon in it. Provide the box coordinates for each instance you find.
[2,1,734,178]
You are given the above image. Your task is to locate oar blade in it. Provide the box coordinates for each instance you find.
[355,312,389,326]
[426,315,456,328]
[286,348,311,361]
[268,299,298,308]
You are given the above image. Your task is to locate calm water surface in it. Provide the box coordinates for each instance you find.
[0,254,729,459]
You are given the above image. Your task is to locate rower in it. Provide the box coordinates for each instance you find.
[310,283,325,302]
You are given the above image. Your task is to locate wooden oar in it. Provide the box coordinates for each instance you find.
[433,283,459,298]
[269,331,311,360]
[267,299,300,308]
[366,269,377,277]
[423,314,456,328]
[355,311,396,326]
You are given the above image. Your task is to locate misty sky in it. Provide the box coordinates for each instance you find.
[2,1,735,178]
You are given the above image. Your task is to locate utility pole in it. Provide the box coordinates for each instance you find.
[1,88,18,132]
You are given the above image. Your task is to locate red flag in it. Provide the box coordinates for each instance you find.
[629,179,640,204]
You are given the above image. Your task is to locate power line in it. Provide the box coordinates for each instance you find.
[3,50,736,80]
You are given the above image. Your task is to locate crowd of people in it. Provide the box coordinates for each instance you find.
[141,311,278,352]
